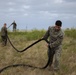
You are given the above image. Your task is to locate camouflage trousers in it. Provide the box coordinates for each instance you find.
[48,45,62,70]
[1,36,7,46]
[13,28,16,32]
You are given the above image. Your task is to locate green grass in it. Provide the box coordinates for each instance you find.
[65,28,76,39]
[7,29,46,40]
[0,29,46,42]
[0,28,76,41]
[0,29,76,75]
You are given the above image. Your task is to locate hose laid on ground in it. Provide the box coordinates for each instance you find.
[0,35,55,73]
[7,35,47,52]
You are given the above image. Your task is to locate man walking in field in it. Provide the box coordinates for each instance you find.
[11,21,17,32]
[43,20,64,71]
[1,23,7,46]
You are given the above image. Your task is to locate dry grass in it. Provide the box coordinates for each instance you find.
[0,36,76,75]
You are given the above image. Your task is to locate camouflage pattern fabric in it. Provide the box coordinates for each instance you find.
[44,26,64,70]
[1,26,7,46]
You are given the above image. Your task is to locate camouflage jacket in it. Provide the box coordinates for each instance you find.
[43,26,64,48]
[1,26,7,36]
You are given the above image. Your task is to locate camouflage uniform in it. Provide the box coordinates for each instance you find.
[11,22,17,32]
[1,26,7,46]
[44,26,64,70]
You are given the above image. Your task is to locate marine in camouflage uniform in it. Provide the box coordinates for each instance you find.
[43,20,64,71]
[11,21,17,32]
[1,23,7,46]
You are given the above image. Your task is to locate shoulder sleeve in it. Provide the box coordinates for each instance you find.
[43,26,51,40]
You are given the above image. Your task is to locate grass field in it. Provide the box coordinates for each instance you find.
[0,29,76,75]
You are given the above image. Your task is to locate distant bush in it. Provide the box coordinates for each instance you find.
[0,28,76,41]
[65,28,76,39]
[7,29,46,41]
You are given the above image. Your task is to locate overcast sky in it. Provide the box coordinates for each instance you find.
[0,0,76,30]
